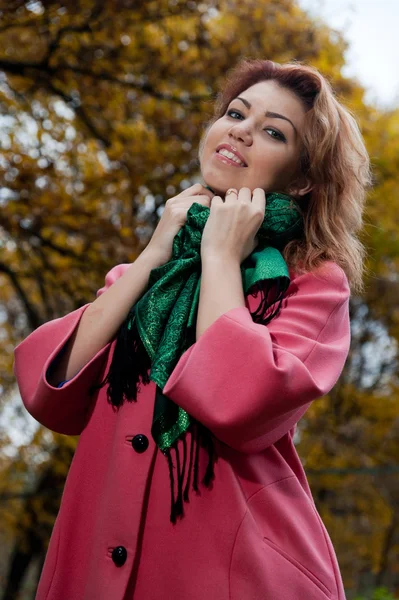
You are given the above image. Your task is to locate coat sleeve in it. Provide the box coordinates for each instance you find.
[163,261,351,454]
[13,263,130,435]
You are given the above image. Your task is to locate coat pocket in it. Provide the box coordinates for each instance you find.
[229,478,335,600]
[262,536,332,599]
[230,524,333,600]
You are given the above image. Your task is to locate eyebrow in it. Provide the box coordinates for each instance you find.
[235,96,298,136]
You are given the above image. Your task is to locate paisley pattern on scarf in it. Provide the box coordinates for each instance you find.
[101,191,304,522]
[135,192,303,448]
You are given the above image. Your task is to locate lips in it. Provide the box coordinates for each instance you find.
[215,143,248,167]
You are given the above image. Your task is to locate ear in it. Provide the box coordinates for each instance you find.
[288,178,313,198]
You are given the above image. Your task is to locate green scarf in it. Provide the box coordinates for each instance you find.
[100,191,304,522]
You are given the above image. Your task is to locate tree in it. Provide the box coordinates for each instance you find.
[0,0,398,597]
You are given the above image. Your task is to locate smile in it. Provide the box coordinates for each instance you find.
[214,149,247,168]
[214,143,248,168]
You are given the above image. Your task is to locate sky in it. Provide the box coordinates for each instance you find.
[298,0,399,108]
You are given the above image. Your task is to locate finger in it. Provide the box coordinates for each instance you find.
[189,184,214,200]
[173,195,211,212]
[224,188,238,203]
[210,195,224,208]
[178,183,203,197]
[237,187,251,203]
[190,194,212,205]
[201,186,215,200]
[252,188,266,213]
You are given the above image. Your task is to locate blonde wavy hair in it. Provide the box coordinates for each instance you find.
[202,59,372,293]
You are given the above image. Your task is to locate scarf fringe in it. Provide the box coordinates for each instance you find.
[164,421,216,524]
[94,305,218,524]
[248,277,289,325]
[92,308,152,406]
[93,279,288,405]
[92,278,286,524]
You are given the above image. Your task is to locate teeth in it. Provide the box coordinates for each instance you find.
[218,148,245,166]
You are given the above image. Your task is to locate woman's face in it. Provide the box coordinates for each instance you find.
[199,80,308,197]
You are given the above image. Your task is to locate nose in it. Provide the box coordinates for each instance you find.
[228,122,253,146]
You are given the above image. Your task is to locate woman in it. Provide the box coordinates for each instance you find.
[14,59,370,600]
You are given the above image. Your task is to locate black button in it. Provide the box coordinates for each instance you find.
[112,546,127,566]
[132,434,149,453]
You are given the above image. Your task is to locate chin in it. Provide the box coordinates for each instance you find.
[202,173,236,196]
[201,159,250,195]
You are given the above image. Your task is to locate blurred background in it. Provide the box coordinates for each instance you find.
[0,1,398,598]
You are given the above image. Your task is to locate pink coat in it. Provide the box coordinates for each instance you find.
[14,260,350,600]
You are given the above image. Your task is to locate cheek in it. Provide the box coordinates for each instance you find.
[200,129,220,167]
[251,149,296,186]
[252,149,282,174]
[261,145,297,171]
[203,127,217,149]
[199,134,211,163]
[203,120,227,150]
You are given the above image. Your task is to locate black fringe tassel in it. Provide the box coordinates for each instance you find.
[91,278,286,524]
[91,307,152,406]
[249,277,289,326]
[163,421,216,524]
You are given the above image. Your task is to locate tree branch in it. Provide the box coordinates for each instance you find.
[0,59,210,105]
[54,64,210,104]
[18,223,91,262]
[375,514,397,587]
[43,0,105,66]
[43,78,111,146]
[0,263,41,329]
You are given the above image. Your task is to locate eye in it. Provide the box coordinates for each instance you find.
[226,109,244,120]
[265,127,286,142]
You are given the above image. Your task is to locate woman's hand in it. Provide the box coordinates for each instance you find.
[143,183,213,265]
[200,187,266,264]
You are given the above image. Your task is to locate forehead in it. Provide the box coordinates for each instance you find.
[234,80,306,123]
